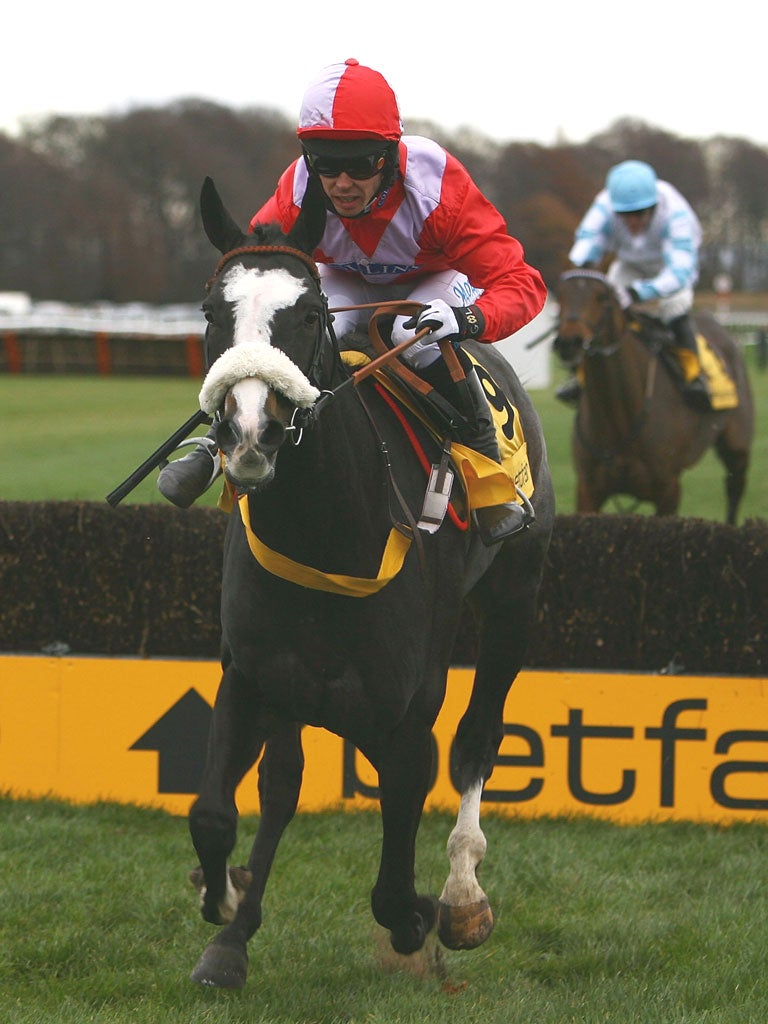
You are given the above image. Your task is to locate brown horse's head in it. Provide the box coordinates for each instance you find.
[553,270,625,367]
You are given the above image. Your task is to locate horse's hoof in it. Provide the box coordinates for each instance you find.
[388,896,438,956]
[190,942,248,989]
[437,898,494,950]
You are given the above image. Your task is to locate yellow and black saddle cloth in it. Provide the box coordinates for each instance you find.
[688,334,738,410]
[632,318,739,411]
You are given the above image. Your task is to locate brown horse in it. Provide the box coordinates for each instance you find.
[554,270,754,523]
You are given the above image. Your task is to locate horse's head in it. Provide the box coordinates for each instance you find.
[553,269,625,366]
[197,176,338,494]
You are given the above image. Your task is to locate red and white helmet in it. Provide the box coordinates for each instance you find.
[297,58,403,145]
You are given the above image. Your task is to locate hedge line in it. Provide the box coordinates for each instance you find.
[0,501,766,675]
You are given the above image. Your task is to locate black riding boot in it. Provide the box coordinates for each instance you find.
[157,425,222,508]
[669,314,710,410]
[419,356,529,546]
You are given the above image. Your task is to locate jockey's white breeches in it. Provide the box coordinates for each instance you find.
[319,266,483,370]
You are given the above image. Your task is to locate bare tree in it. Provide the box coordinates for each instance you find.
[2,104,765,301]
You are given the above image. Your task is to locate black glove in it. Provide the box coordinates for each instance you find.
[402,300,486,344]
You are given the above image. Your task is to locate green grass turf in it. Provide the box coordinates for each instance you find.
[2,345,765,521]
[1,795,767,1023]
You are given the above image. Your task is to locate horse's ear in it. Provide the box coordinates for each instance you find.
[200,176,248,254]
[285,173,327,256]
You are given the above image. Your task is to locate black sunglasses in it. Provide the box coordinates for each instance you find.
[306,151,387,181]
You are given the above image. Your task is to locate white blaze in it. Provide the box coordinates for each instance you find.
[222,265,307,346]
[229,378,270,438]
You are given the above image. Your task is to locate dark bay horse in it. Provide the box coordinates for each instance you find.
[186,177,555,989]
[554,270,753,522]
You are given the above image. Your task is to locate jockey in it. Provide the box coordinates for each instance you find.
[159,58,547,545]
[557,159,708,406]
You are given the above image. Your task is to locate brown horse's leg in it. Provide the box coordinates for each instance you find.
[653,478,681,516]
[715,437,750,525]
[576,476,603,513]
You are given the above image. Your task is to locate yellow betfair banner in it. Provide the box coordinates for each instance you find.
[1,655,766,825]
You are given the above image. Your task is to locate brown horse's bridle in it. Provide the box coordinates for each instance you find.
[558,271,623,358]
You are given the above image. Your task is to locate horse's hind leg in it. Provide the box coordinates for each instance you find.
[715,434,749,525]
[438,779,492,950]
[439,553,543,950]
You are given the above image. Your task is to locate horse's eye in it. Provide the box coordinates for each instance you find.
[305,310,320,327]
[202,306,215,325]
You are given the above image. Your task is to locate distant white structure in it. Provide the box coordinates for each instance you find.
[0,291,33,316]
[0,298,205,337]
[0,294,558,389]
[493,296,556,391]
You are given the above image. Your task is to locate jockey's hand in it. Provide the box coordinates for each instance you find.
[402,300,486,345]
[614,285,640,309]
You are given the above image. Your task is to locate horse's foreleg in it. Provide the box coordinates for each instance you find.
[438,780,493,949]
[190,724,304,990]
[370,720,437,956]
[575,473,605,513]
[188,662,268,988]
[438,686,501,951]
[653,477,681,516]
[441,564,541,949]
[189,675,264,925]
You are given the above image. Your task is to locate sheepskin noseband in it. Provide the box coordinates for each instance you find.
[199,342,321,416]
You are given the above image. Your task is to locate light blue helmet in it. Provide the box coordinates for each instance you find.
[606,160,658,212]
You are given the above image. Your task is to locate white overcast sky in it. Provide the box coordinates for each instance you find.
[3,1,765,149]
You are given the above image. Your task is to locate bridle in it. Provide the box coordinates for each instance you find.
[206,243,450,446]
[557,270,622,358]
[206,242,346,433]
[207,244,323,289]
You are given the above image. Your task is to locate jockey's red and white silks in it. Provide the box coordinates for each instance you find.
[253,136,546,343]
